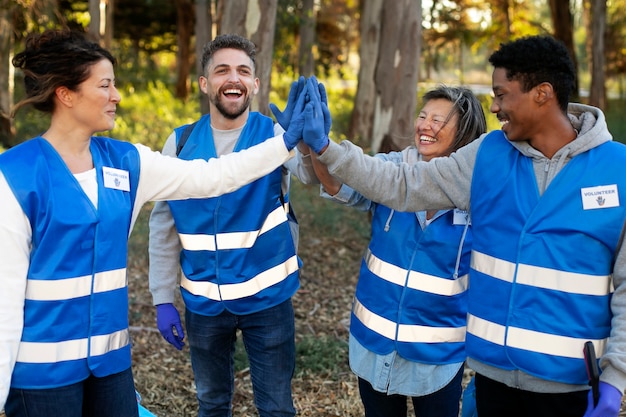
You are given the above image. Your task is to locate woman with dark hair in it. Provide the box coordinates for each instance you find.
[0,28,308,417]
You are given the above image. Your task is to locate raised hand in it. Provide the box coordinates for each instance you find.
[316,79,332,135]
[302,77,331,154]
[270,76,306,130]
[156,303,185,350]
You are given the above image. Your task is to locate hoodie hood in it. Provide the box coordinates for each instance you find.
[507,103,613,195]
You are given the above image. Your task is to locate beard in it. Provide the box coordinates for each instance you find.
[210,87,253,120]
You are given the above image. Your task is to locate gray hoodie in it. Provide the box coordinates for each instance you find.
[318,103,626,394]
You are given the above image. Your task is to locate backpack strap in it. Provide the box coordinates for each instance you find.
[175,121,198,156]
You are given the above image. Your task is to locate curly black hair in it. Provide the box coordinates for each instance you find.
[488,36,576,112]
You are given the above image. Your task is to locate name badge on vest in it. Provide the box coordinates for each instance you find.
[453,208,470,225]
[581,185,619,210]
[102,166,130,191]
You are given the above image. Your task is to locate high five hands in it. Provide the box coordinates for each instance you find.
[272,76,331,154]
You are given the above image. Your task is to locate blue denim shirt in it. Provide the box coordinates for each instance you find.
[349,334,463,396]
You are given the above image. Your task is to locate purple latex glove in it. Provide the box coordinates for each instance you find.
[156,303,185,350]
[583,381,622,417]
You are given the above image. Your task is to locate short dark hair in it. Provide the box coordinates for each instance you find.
[488,35,576,112]
[200,34,257,75]
[12,28,116,116]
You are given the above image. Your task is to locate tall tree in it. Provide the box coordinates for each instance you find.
[588,0,607,108]
[89,0,114,48]
[0,1,16,149]
[195,0,213,114]
[349,0,421,152]
[549,0,579,98]
[220,0,278,115]
[174,0,194,100]
[298,0,315,77]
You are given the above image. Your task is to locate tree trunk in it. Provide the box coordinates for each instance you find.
[589,0,606,108]
[88,0,101,41]
[195,0,213,114]
[0,4,15,149]
[175,0,194,100]
[298,0,315,77]
[549,0,580,99]
[349,0,421,152]
[220,0,277,115]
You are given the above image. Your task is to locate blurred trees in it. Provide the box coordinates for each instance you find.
[3,0,626,150]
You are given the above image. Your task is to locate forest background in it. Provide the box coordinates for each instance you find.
[2,0,626,416]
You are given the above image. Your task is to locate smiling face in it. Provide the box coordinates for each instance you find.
[200,48,259,126]
[490,67,539,142]
[415,98,459,161]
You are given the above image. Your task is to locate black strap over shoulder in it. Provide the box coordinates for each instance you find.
[175,121,198,156]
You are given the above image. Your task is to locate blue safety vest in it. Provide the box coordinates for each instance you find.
[0,136,140,389]
[168,113,299,315]
[351,204,471,364]
[468,130,626,384]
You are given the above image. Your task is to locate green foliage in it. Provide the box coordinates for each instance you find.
[232,334,348,377]
[289,179,371,241]
[605,99,626,144]
[295,335,348,376]
[112,80,199,150]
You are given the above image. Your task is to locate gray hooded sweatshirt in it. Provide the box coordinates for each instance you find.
[318,103,626,394]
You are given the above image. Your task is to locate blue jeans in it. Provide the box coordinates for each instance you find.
[358,365,463,417]
[4,367,139,417]
[185,299,296,417]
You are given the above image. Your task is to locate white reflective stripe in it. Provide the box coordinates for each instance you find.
[471,251,613,295]
[90,329,130,356]
[467,314,607,359]
[397,323,466,343]
[181,255,299,301]
[16,329,129,363]
[471,251,516,283]
[25,269,127,301]
[93,269,127,294]
[352,298,397,340]
[353,298,466,343]
[179,233,216,251]
[365,249,468,295]
[467,313,506,346]
[178,206,286,251]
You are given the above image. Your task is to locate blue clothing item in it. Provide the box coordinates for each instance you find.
[0,137,140,389]
[350,204,470,363]
[168,113,299,316]
[461,376,478,417]
[358,366,463,417]
[4,367,138,417]
[468,131,626,385]
[349,334,463,397]
[185,300,296,417]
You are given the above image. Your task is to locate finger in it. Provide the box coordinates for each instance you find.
[306,77,321,102]
[286,80,299,109]
[174,322,185,339]
[318,82,328,105]
[296,76,306,95]
[269,103,282,118]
